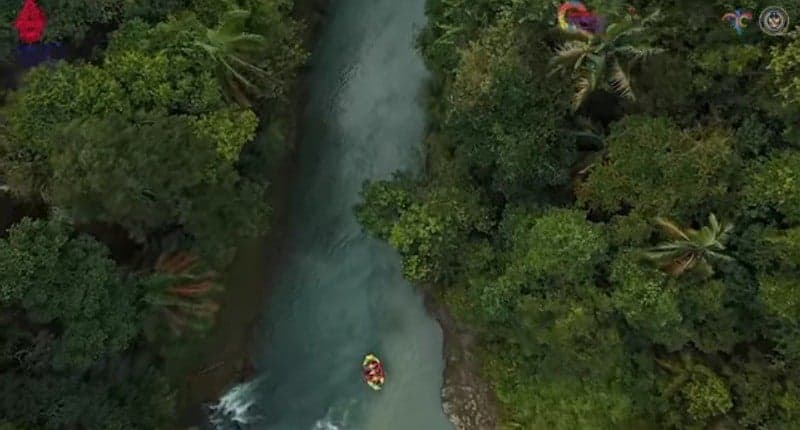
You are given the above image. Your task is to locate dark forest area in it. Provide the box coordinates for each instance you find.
[356,0,800,428]
[0,0,309,428]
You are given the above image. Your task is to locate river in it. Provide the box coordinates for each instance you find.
[210,0,454,429]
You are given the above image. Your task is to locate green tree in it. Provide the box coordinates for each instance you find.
[578,116,735,221]
[356,176,415,240]
[657,355,733,428]
[150,3,306,107]
[0,367,174,430]
[486,363,640,430]
[757,226,800,271]
[480,208,607,324]
[417,0,515,75]
[679,280,741,354]
[446,16,576,196]
[681,368,733,423]
[122,0,189,22]
[387,186,491,284]
[760,275,800,321]
[0,217,137,369]
[480,209,636,429]
[743,150,800,224]
[192,8,275,106]
[105,18,225,114]
[191,107,259,162]
[610,252,685,348]
[0,50,224,197]
[550,8,664,110]
[726,351,800,429]
[504,208,607,286]
[46,114,268,262]
[611,251,741,352]
[3,61,129,145]
[768,31,800,108]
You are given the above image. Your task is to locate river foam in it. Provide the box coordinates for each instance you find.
[208,379,262,429]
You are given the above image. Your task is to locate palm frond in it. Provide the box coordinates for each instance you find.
[646,214,734,277]
[227,79,254,107]
[708,213,721,232]
[552,41,591,68]
[613,24,646,41]
[713,214,734,243]
[654,217,690,241]
[229,54,270,78]
[553,7,663,112]
[615,45,664,60]
[664,254,696,276]
[219,57,260,90]
[640,9,664,27]
[692,227,718,247]
[609,60,635,100]
[193,41,219,56]
[218,9,251,36]
[705,251,735,262]
[605,22,620,39]
[648,242,692,252]
[572,76,593,111]
[225,33,269,51]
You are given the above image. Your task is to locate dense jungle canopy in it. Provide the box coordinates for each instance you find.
[356,0,800,428]
[0,0,306,428]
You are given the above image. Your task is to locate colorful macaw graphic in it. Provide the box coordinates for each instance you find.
[722,9,753,35]
[558,1,602,36]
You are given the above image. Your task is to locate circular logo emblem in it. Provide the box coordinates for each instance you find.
[759,6,789,36]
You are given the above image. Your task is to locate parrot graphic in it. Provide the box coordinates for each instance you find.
[722,9,753,35]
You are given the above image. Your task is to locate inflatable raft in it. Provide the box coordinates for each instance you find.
[362,354,385,391]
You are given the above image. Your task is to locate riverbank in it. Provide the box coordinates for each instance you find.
[177,0,501,427]
[175,1,331,426]
[425,293,500,430]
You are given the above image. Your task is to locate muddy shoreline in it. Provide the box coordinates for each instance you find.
[425,293,500,430]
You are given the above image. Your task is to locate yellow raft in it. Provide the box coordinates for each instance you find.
[362,354,385,391]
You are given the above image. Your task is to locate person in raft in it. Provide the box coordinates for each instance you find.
[364,359,384,385]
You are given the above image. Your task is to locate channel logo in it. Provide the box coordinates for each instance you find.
[558,1,604,36]
[759,6,789,36]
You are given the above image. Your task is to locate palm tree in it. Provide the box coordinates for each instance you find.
[550,8,664,110]
[193,8,271,106]
[644,214,734,277]
[143,252,221,337]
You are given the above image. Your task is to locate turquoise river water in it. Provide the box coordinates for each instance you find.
[210,0,454,429]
